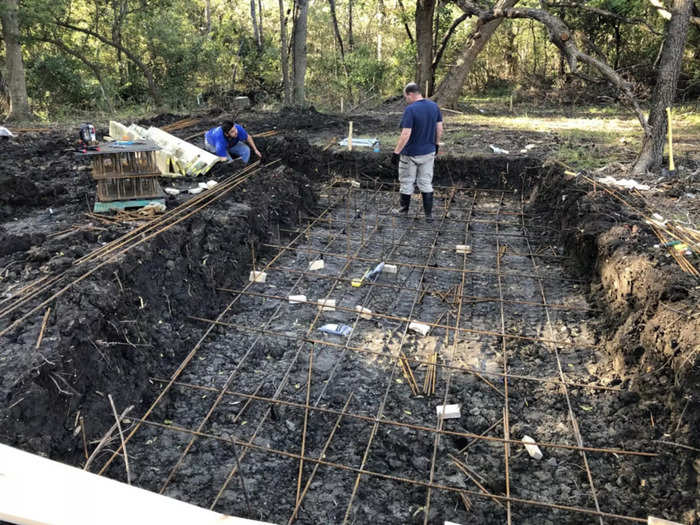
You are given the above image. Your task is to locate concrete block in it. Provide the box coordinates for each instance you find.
[456,244,471,254]
[383,264,398,274]
[436,404,461,419]
[522,435,543,460]
[309,259,325,271]
[409,322,430,336]
[318,299,336,311]
[249,271,267,283]
[288,295,306,305]
[355,305,372,320]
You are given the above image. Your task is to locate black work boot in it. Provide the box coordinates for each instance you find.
[394,193,410,215]
[422,192,434,223]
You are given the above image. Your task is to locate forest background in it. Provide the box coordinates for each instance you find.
[1,0,698,172]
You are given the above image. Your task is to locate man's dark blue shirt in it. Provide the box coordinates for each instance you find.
[399,99,443,156]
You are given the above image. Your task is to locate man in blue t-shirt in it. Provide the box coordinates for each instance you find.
[204,121,262,165]
[391,83,443,222]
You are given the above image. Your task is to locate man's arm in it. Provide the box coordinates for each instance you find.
[246,135,262,158]
[435,121,443,145]
[393,128,412,155]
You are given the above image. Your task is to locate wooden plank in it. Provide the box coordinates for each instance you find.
[0,443,274,525]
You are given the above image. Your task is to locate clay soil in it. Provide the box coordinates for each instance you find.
[0,106,698,524]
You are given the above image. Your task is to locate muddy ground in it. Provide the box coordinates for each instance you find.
[0,106,698,524]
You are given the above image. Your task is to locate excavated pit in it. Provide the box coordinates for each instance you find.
[0,118,697,525]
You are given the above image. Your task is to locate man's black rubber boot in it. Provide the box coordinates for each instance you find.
[397,193,411,214]
[422,192,434,223]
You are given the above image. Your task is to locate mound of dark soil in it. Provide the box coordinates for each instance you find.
[0,166,316,463]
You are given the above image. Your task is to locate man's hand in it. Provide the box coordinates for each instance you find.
[391,153,400,167]
[435,144,439,156]
[254,148,262,158]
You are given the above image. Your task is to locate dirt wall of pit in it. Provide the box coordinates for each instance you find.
[528,169,699,434]
[0,167,315,463]
[263,135,543,192]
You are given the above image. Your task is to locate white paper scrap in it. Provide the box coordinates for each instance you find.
[288,295,307,304]
[383,264,398,274]
[164,187,180,195]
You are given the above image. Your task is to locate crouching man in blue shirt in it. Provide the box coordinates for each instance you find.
[391,83,443,222]
[204,121,262,164]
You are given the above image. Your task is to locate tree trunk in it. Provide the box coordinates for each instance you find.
[433,0,518,107]
[258,0,264,42]
[278,0,291,104]
[415,0,436,93]
[291,0,308,106]
[205,0,212,34]
[329,0,345,60]
[396,0,415,46]
[1,0,32,120]
[632,0,692,174]
[347,0,354,51]
[250,0,261,49]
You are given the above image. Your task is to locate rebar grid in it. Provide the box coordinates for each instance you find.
[93,183,654,524]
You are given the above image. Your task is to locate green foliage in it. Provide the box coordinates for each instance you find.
[4,0,697,116]
[26,54,92,108]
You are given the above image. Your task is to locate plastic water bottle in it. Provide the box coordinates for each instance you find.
[373,140,380,153]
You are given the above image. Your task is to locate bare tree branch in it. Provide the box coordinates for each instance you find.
[432,13,469,70]
[543,1,663,35]
[396,0,415,45]
[52,18,161,104]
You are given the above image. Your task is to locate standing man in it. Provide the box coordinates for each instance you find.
[391,83,443,222]
[204,121,262,165]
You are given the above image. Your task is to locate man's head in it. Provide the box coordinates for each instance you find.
[221,121,238,138]
[403,83,423,103]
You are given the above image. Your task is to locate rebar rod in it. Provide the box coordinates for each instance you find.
[124,416,648,523]
[187,316,624,392]
[236,266,589,311]
[423,190,476,524]
[520,193,605,524]
[259,244,583,283]
[217,288,592,348]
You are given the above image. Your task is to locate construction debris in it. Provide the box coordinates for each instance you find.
[383,264,398,274]
[455,244,472,254]
[288,295,307,305]
[522,435,544,460]
[109,121,219,176]
[318,324,352,337]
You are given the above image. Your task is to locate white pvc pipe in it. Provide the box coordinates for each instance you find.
[0,444,273,525]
